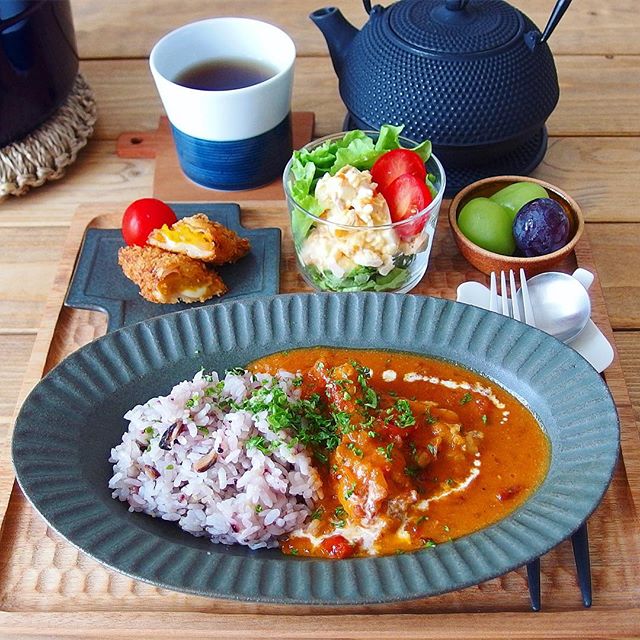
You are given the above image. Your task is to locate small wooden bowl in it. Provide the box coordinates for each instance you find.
[448,175,585,276]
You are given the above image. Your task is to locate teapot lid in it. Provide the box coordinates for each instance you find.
[387,0,524,55]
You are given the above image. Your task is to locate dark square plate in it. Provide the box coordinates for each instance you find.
[65,202,281,332]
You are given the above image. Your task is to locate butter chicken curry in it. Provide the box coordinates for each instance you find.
[251,348,549,558]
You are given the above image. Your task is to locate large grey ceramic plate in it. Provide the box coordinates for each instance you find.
[12,293,619,604]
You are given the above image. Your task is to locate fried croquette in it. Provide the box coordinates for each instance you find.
[147,213,251,265]
[118,245,227,304]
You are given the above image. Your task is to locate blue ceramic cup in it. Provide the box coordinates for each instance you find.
[150,18,295,191]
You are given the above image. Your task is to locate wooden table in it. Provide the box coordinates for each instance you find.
[0,1,639,637]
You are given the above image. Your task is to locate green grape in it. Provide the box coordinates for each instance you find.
[490,182,549,221]
[458,198,516,256]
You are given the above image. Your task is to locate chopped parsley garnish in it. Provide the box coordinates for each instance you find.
[292,376,303,387]
[185,394,199,409]
[427,443,438,456]
[334,506,346,518]
[314,450,328,464]
[481,414,488,424]
[423,539,437,549]
[443,524,450,532]
[334,411,354,433]
[361,415,375,428]
[367,430,377,438]
[445,478,455,486]
[311,507,324,520]
[460,392,473,405]
[166,464,174,470]
[394,399,416,428]
[344,483,356,499]
[416,515,429,524]
[331,517,346,529]
[245,434,278,454]
[377,442,394,461]
[350,361,378,409]
[143,426,155,435]
[346,442,363,457]
[425,409,438,425]
[404,465,419,478]
[289,548,299,555]
[255,504,263,513]
[363,387,378,409]
[226,367,245,376]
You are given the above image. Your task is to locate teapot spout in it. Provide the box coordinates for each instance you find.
[310,7,358,76]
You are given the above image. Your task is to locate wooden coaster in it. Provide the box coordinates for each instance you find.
[117,112,315,201]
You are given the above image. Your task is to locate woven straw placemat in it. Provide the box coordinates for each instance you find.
[0,73,97,199]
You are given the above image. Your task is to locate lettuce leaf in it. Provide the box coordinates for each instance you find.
[374,124,404,153]
[288,124,433,242]
[305,264,411,292]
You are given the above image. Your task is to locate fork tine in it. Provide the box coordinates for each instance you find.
[500,271,510,317]
[519,268,536,327]
[509,269,521,321]
[489,272,498,312]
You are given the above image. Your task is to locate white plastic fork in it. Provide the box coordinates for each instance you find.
[489,268,535,327]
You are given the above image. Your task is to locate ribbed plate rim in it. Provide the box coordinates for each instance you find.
[12,293,620,604]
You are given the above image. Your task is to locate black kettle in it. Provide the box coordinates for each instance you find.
[0,0,78,147]
[311,0,573,195]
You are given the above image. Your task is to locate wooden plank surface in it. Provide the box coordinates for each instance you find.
[0,217,639,337]
[615,332,640,424]
[2,609,640,640]
[70,0,640,58]
[1,0,639,636]
[0,336,35,424]
[0,140,153,226]
[1,205,638,638]
[588,225,640,330]
[0,221,638,429]
[1,136,637,230]
[79,57,640,142]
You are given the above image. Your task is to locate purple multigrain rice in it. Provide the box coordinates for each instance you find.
[109,369,321,549]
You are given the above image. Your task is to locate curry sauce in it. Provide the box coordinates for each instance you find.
[250,348,549,558]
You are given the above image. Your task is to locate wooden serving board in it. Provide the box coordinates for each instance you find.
[116,113,315,202]
[1,200,639,639]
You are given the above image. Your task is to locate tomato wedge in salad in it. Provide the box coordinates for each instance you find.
[371,148,427,193]
[383,173,433,237]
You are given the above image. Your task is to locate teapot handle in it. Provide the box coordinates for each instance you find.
[539,0,573,44]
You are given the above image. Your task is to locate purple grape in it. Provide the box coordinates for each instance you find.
[513,198,570,257]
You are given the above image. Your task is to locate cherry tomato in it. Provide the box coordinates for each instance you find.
[371,148,427,193]
[319,534,355,559]
[121,198,177,246]
[383,173,433,237]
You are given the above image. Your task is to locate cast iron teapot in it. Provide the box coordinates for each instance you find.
[311,0,572,194]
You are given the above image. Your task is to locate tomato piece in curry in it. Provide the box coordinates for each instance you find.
[250,348,550,558]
